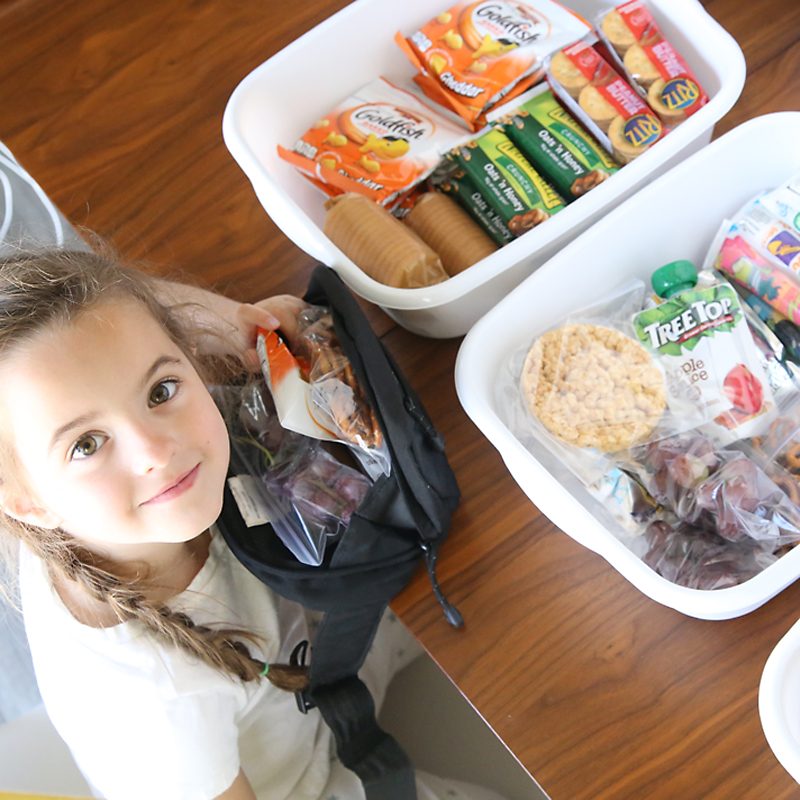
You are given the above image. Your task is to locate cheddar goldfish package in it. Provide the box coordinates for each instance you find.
[277,77,469,208]
[396,0,591,131]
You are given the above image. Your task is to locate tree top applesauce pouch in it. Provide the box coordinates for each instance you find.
[395,0,590,130]
[277,78,468,207]
[632,261,775,443]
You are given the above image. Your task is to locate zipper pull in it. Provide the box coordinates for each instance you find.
[404,397,446,452]
[421,542,463,627]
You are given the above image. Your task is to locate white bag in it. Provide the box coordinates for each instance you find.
[0,141,85,254]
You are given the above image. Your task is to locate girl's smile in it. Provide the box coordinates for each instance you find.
[0,297,230,564]
[141,463,201,506]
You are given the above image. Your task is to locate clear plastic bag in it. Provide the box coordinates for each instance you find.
[625,430,800,550]
[293,306,391,478]
[749,399,800,499]
[641,517,778,590]
[504,280,712,486]
[216,380,372,566]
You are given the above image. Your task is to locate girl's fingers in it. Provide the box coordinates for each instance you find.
[239,295,308,347]
[243,348,261,373]
[237,303,280,331]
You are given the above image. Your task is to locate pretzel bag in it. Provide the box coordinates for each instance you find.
[292,305,391,478]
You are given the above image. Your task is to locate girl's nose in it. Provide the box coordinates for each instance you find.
[129,423,178,474]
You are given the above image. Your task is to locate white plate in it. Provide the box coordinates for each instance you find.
[761,616,800,785]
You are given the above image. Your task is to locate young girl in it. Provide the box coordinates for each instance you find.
[0,248,509,800]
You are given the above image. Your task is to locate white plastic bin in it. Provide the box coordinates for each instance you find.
[760,615,800,785]
[222,0,745,338]
[455,112,800,621]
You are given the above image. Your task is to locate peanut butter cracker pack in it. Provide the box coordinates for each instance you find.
[546,39,666,164]
[395,0,591,131]
[597,1,708,127]
[277,78,468,208]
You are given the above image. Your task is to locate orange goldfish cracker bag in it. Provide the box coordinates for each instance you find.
[277,78,468,208]
[396,0,591,131]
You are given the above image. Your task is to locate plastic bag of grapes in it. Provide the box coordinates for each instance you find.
[627,430,800,551]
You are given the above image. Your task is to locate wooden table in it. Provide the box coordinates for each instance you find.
[0,1,798,798]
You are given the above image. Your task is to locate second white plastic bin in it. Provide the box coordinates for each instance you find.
[455,112,800,621]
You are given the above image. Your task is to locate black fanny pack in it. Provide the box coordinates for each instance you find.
[216,264,462,800]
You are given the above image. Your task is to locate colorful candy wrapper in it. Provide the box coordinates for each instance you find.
[708,225,800,327]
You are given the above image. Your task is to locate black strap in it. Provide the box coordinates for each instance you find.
[312,677,417,800]
[304,602,418,800]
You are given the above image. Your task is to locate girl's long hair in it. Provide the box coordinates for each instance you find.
[0,247,307,692]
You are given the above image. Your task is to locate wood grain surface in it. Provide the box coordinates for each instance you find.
[0,0,798,798]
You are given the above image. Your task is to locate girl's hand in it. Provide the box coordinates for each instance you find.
[236,295,308,370]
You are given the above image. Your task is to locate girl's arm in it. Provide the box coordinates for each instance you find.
[215,769,258,800]
[154,279,307,367]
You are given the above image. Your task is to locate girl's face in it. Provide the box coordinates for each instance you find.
[0,298,230,562]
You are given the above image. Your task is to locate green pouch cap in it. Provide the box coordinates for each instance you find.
[652,260,698,299]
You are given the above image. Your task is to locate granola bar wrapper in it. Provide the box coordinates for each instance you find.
[395,0,590,130]
[493,83,621,201]
[277,77,468,207]
[446,127,565,236]
[596,1,708,128]
[436,165,515,246]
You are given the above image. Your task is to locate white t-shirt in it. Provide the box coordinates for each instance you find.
[20,530,509,800]
[20,529,338,800]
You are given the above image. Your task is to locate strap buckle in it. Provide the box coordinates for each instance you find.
[291,640,315,714]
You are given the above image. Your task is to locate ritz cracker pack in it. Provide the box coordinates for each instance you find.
[277,78,468,208]
[547,38,666,163]
[395,0,591,130]
[597,0,708,127]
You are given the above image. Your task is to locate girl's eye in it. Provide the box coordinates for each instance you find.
[70,433,108,461]
[149,378,180,407]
